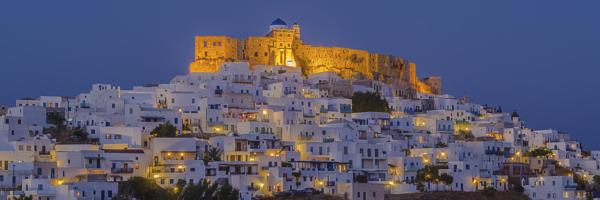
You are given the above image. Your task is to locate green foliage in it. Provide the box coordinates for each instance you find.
[439,173,454,185]
[72,129,88,141]
[182,123,191,131]
[179,180,239,200]
[151,122,178,137]
[115,177,239,200]
[508,178,525,193]
[434,142,448,148]
[351,92,390,113]
[415,165,442,185]
[574,174,588,190]
[281,162,292,168]
[582,151,591,158]
[203,147,222,164]
[14,195,33,200]
[525,147,553,157]
[47,113,66,126]
[482,186,497,196]
[455,130,474,141]
[114,176,175,200]
[355,174,368,183]
[594,175,600,185]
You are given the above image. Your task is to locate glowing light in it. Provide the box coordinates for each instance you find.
[262,110,268,115]
[178,165,184,169]
[180,153,184,156]
[249,157,255,161]
[318,181,324,186]
[167,153,172,156]
[258,183,264,188]
[153,174,160,178]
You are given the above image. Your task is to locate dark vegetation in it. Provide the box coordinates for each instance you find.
[385,191,530,200]
[114,176,239,200]
[45,113,89,144]
[150,122,178,137]
[352,92,390,113]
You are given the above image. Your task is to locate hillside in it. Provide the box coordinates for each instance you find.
[385,191,530,200]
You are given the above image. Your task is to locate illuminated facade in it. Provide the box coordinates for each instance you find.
[189,18,441,94]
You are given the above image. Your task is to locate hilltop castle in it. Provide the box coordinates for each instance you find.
[189,18,441,94]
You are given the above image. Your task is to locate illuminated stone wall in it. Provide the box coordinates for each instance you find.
[189,22,441,94]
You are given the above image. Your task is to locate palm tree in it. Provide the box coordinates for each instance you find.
[440,173,454,191]
[203,147,222,164]
[14,195,33,200]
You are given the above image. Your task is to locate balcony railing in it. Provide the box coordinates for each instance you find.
[111,168,134,174]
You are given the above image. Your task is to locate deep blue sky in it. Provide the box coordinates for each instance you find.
[1,1,599,148]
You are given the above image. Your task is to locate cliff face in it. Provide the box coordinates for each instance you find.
[189,23,441,94]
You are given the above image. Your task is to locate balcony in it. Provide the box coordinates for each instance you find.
[299,135,313,141]
[111,168,134,174]
[232,78,253,84]
[322,138,335,143]
[327,181,335,186]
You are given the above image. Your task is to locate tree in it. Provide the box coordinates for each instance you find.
[415,165,444,191]
[594,175,600,185]
[214,181,239,200]
[525,147,553,157]
[434,142,448,148]
[203,147,222,164]
[355,174,368,183]
[292,172,302,187]
[351,92,390,113]
[47,113,66,127]
[14,195,33,200]
[151,122,178,137]
[440,173,454,186]
[72,129,88,141]
[114,176,175,200]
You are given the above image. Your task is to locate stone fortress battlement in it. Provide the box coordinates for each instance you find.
[189,18,441,95]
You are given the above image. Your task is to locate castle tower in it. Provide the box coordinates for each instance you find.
[407,62,417,88]
[292,22,301,39]
[269,18,288,32]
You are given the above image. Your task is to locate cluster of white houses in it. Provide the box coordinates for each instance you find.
[0,62,597,200]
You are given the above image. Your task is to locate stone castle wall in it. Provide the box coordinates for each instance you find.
[188,23,440,94]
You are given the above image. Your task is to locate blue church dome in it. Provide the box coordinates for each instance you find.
[271,18,287,26]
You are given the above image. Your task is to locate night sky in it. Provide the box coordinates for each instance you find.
[1,1,599,148]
